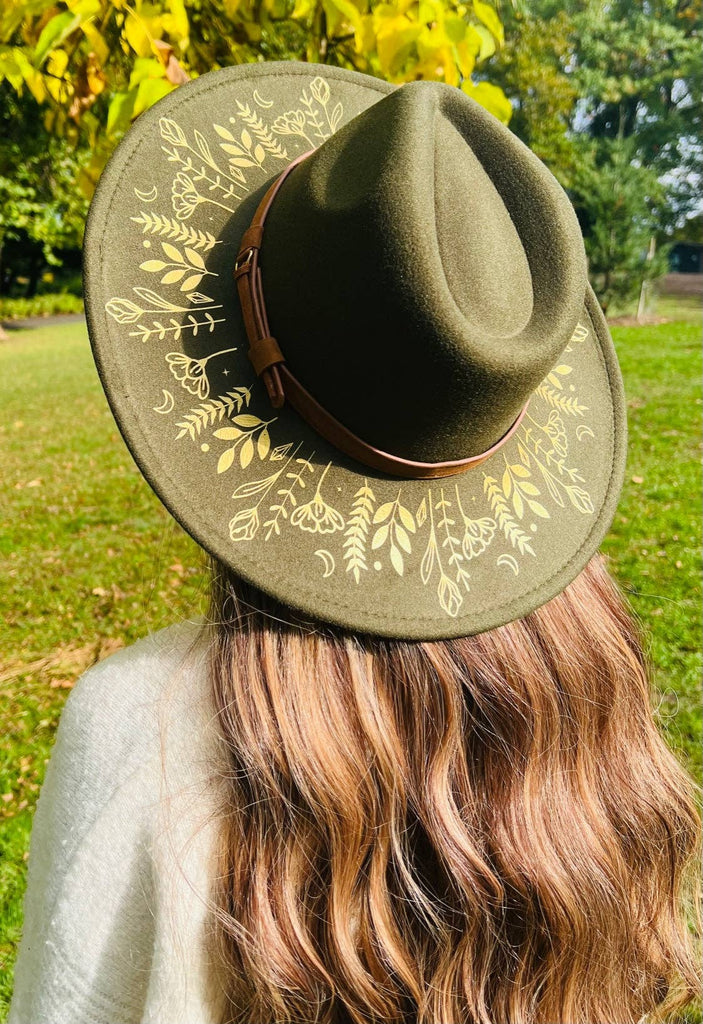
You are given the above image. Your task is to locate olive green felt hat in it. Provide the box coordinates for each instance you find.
[83,60,627,641]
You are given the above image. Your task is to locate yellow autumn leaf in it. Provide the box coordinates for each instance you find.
[472,0,503,46]
[377,17,423,76]
[161,0,189,45]
[460,79,512,124]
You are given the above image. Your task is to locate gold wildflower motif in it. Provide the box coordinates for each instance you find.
[454,486,497,559]
[499,455,550,521]
[563,322,589,352]
[229,507,259,542]
[106,287,221,325]
[130,312,224,344]
[290,462,345,534]
[272,109,312,143]
[541,409,568,458]
[418,488,469,617]
[517,420,593,514]
[165,347,237,400]
[482,475,536,556]
[214,123,267,170]
[263,450,316,540]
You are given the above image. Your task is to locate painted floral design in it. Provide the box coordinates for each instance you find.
[165,347,237,400]
[289,462,345,534]
[104,71,601,620]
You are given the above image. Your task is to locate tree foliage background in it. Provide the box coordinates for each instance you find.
[0,0,701,311]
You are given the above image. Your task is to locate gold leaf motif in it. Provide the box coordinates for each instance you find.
[343,481,376,583]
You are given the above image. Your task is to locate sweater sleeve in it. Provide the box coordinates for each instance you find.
[8,619,229,1024]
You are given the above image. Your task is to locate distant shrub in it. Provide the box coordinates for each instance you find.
[0,293,84,319]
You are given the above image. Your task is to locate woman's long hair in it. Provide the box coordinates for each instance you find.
[202,552,701,1024]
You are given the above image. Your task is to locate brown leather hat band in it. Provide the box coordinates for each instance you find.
[233,150,529,480]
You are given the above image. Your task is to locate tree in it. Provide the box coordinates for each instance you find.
[0,0,511,196]
[0,84,89,294]
[568,134,670,313]
[489,1,579,187]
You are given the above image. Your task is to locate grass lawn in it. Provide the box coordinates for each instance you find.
[1,315,701,1019]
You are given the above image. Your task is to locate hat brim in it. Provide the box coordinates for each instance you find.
[83,61,627,641]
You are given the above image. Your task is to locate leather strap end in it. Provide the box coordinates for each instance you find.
[248,335,285,376]
[263,366,285,408]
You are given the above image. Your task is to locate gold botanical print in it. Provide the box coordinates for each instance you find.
[454,486,497,560]
[130,211,221,251]
[213,414,276,473]
[370,490,416,577]
[232,101,289,160]
[109,76,601,621]
[175,388,251,441]
[165,348,237,400]
[343,481,376,583]
[106,288,222,328]
[290,462,346,534]
[418,488,471,618]
[262,449,316,540]
[140,241,216,292]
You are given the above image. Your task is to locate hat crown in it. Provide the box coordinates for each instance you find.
[259,80,588,463]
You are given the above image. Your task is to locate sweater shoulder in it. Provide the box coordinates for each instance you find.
[55,616,218,797]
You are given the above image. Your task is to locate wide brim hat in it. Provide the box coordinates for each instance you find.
[83,60,627,641]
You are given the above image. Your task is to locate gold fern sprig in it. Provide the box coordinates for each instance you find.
[175,388,251,441]
[343,481,376,583]
[130,211,220,251]
[483,475,535,556]
[535,384,588,416]
[234,102,289,159]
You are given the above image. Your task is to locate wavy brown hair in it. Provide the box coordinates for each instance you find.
[202,552,701,1024]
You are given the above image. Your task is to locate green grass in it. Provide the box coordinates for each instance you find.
[1,317,701,1019]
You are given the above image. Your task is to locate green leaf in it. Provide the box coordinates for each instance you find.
[107,90,136,135]
[34,12,82,68]
[133,77,174,118]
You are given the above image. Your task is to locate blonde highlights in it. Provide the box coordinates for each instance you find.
[204,553,701,1023]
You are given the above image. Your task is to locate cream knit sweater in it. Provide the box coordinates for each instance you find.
[9,617,232,1024]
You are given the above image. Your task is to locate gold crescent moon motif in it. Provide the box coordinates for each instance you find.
[497,553,520,576]
[253,89,274,108]
[576,424,595,441]
[134,185,158,202]
[153,389,175,414]
[314,549,335,578]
